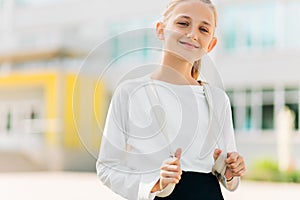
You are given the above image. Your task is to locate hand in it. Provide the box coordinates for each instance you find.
[213,149,246,180]
[225,151,246,179]
[151,148,182,192]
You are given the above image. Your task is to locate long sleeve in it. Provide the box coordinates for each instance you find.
[96,85,160,200]
[214,95,240,191]
[221,97,237,152]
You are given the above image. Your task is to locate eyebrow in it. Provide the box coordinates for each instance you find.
[175,15,212,27]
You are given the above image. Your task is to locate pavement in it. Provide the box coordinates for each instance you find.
[0,172,299,200]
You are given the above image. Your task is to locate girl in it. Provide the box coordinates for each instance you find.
[97,0,246,199]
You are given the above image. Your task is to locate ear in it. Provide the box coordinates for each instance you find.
[207,37,217,53]
[156,21,165,40]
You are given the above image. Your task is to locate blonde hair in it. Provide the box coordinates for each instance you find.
[162,0,218,80]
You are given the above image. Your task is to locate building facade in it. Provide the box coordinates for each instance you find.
[1,0,299,170]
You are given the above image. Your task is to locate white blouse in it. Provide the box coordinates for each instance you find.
[97,73,238,200]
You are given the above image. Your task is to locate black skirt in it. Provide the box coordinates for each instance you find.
[154,171,224,200]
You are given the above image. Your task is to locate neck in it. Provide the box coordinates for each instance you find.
[162,52,193,79]
[151,52,199,85]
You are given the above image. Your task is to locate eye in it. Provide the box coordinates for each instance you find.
[177,21,189,26]
[199,27,209,33]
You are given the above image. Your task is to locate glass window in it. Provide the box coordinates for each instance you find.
[285,103,299,130]
[262,88,274,104]
[245,89,252,130]
[232,90,250,131]
[245,106,252,130]
[262,105,274,130]
[110,30,149,63]
[285,87,298,103]
[220,2,276,52]
[109,27,162,65]
[109,18,160,62]
[262,89,274,130]
[227,89,253,131]
[250,90,263,131]
[285,87,299,130]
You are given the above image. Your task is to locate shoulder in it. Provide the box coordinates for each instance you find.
[112,75,149,99]
[207,84,230,101]
[205,84,231,109]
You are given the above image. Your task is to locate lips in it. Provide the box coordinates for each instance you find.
[179,41,200,49]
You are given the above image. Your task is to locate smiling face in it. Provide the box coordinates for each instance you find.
[157,0,217,63]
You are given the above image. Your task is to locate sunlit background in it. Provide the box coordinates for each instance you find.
[0,0,300,199]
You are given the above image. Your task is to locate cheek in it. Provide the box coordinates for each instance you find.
[164,29,185,43]
[201,37,213,49]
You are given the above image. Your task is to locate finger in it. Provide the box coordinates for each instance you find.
[161,164,182,173]
[228,156,245,169]
[229,163,244,174]
[160,170,182,180]
[161,177,180,185]
[175,148,182,159]
[228,163,246,176]
[165,155,182,166]
[163,157,176,164]
[228,162,239,169]
[213,148,222,161]
[165,157,181,166]
[226,152,239,164]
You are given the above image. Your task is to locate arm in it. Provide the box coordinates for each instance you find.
[213,96,246,191]
[150,148,182,198]
[96,87,159,200]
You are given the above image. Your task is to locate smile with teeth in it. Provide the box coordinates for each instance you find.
[179,41,200,49]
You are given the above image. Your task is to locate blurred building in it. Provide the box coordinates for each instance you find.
[0,0,108,171]
[0,0,299,170]
[217,0,300,133]
[216,0,300,169]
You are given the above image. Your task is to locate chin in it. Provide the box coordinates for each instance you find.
[164,47,203,63]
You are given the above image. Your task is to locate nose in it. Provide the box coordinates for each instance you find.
[186,26,198,41]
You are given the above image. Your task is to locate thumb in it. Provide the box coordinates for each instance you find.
[175,148,182,159]
[213,148,222,161]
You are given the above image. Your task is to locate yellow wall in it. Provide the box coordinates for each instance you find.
[0,72,57,145]
[93,79,107,150]
[0,71,107,150]
[64,73,107,150]
[64,73,81,148]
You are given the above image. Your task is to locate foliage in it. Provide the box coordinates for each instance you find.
[245,158,300,183]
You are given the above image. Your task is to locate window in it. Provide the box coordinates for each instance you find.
[245,106,252,130]
[110,28,161,65]
[109,18,160,63]
[220,1,300,52]
[262,89,274,130]
[226,86,299,133]
[285,104,299,130]
[219,2,277,52]
[285,87,299,130]
[110,30,149,63]
[228,90,252,131]
[262,105,274,130]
